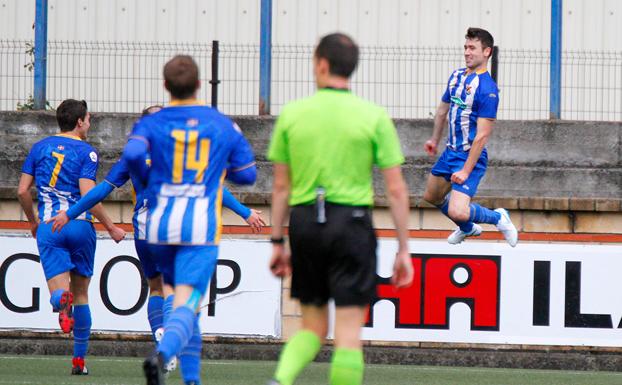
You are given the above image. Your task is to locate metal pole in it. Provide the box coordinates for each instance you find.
[550,0,562,119]
[34,0,48,110]
[259,0,272,115]
[210,40,220,108]
[491,46,499,84]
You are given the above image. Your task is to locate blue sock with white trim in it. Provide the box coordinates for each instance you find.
[50,289,64,311]
[73,304,91,358]
[157,306,195,362]
[180,313,202,384]
[436,195,474,233]
[147,295,164,342]
[469,203,501,225]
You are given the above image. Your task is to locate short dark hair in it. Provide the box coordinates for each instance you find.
[163,55,199,99]
[141,105,163,117]
[56,99,88,132]
[465,27,494,55]
[314,33,359,78]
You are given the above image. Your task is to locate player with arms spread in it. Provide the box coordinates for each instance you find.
[17,99,125,375]
[423,27,518,247]
[122,55,257,385]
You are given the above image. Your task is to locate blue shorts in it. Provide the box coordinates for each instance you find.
[430,148,488,197]
[149,244,218,296]
[36,220,96,280]
[134,239,161,280]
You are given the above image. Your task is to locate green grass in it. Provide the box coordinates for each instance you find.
[1,355,622,385]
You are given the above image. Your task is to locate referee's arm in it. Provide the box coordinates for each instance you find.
[382,165,413,288]
[269,163,291,277]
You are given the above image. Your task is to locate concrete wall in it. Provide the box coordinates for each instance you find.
[1,111,621,201]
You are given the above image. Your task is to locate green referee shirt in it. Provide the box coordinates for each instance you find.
[267,88,405,206]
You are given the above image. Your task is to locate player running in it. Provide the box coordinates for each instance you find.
[422,27,518,247]
[17,99,126,375]
[47,106,265,356]
[121,55,257,385]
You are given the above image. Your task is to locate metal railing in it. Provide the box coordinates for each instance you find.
[1,40,621,121]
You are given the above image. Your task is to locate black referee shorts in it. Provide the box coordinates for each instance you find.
[289,203,377,307]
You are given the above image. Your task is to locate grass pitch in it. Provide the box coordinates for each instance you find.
[1,355,621,385]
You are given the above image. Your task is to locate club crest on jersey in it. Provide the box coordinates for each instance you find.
[89,151,98,162]
[187,119,199,127]
[57,145,64,151]
[466,85,472,95]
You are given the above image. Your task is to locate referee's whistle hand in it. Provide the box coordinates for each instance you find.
[391,251,414,289]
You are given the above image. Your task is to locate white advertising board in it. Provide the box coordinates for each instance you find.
[0,235,281,337]
[365,239,622,347]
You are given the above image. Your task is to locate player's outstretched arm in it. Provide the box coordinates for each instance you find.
[47,181,115,233]
[227,163,257,185]
[17,173,38,238]
[381,165,414,289]
[222,188,266,233]
[79,178,126,243]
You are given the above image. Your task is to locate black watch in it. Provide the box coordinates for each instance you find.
[270,237,285,244]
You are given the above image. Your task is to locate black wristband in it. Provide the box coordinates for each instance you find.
[270,237,285,244]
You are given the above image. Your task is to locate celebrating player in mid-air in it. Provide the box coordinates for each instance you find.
[121,55,257,385]
[17,99,126,375]
[422,27,518,247]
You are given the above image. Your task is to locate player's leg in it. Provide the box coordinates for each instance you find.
[37,222,74,333]
[272,305,327,385]
[449,152,518,246]
[135,239,165,343]
[70,273,91,375]
[330,306,367,385]
[423,157,477,238]
[147,246,218,385]
[67,220,96,375]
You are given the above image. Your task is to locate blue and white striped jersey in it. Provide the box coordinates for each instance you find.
[129,101,255,246]
[22,134,98,222]
[442,68,499,152]
[103,158,149,240]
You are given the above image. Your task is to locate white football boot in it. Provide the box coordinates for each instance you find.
[447,223,482,245]
[495,208,518,247]
[154,327,178,374]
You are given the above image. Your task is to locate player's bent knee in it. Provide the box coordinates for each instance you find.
[448,208,470,223]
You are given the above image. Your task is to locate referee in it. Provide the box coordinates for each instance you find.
[266,33,413,385]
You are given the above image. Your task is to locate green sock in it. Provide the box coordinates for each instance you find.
[274,330,322,385]
[329,348,364,385]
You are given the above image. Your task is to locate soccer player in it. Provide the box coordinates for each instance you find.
[17,99,126,375]
[422,27,518,246]
[266,33,414,385]
[47,106,265,352]
[122,55,257,385]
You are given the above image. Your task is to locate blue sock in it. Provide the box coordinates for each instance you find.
[180,314,202,385]
[50,289,64,311]
[163,295,174,325]
[73,304,91,358]
[436,195,474,233]
[469,203,501,225]
[157,306,195,362]
[147,295,164,342]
